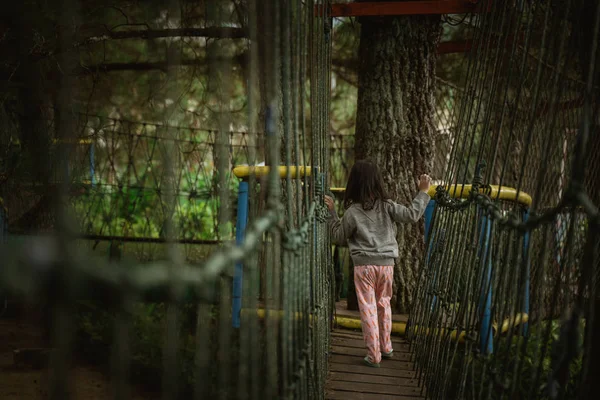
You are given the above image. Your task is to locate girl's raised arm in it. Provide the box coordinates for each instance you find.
[387,174,432,224]
[325,195,356,245]
[386,192,430,223]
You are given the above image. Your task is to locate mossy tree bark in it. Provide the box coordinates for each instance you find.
[352,15,441,313]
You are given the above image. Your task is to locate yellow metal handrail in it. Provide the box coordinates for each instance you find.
[330,184,532,207]
[232,166,311,179]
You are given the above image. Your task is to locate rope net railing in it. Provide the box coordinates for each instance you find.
[0,1,333,399]
[3,112,359,259]
[407,0,600,399]
[5,113,251,240]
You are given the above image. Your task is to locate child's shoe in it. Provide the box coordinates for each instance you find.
[362,356,380,368]
[382,350,393,359]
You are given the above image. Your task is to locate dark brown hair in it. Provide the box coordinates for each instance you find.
[343,160,389,210]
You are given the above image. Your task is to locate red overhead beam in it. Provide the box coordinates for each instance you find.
[438,40,472,54]
[437,34,524,54]
[320,1,489,17]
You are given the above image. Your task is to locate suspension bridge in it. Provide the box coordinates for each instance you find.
[1,0,599,399]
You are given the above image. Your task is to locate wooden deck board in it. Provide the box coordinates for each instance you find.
[331,337,412,352]
[328,381,422,396]
[330,354,414,371]
[329,371,419,387]
[331,345,413,361]
[329,362,416,379]
[325,390,423,400]
[326,326,425,399]
[331,329,409,345]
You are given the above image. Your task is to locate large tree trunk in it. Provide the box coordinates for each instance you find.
[353,15,441,314]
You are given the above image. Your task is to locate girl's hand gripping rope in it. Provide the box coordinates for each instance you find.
[418,174,432,193]
[324,195,335,212]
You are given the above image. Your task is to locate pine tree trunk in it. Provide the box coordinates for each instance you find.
[353,15,441,314]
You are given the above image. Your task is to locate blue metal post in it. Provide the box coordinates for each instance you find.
[89,143,96,186]
[480,215,494,355]
[424,200,438,311]
[522,209,531,337]
[232,180,249,328]
[424,199,436,243]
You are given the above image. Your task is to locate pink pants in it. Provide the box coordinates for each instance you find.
[354,265,394,364]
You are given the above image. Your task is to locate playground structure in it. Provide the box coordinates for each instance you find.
[0,0,599,399]
[1,2,335,399]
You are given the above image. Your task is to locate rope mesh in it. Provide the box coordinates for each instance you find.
[407,0,600,399]
[0,1,333,399]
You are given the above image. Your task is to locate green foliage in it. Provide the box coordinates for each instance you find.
[445,319,584,399]
[74,298,265,398]
[330,18,359,136]
[75,301,210,390]
[69,154,241,240]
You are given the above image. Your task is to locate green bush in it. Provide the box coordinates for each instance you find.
[75,301,209,392]
[444,319,584,399]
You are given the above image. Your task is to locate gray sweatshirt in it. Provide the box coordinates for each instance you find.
[329,191,431,266]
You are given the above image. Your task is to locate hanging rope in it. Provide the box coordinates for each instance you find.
[408,0,600,399]
[0,0,333,399]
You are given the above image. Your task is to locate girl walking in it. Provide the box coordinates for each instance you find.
[324,160,431,367]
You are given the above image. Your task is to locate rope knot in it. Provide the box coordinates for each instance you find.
[314,176,324,197]
[316,205,330,223]
[283,230,302,255]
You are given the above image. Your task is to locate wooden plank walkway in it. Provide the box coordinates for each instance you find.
[325,329,425,400]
